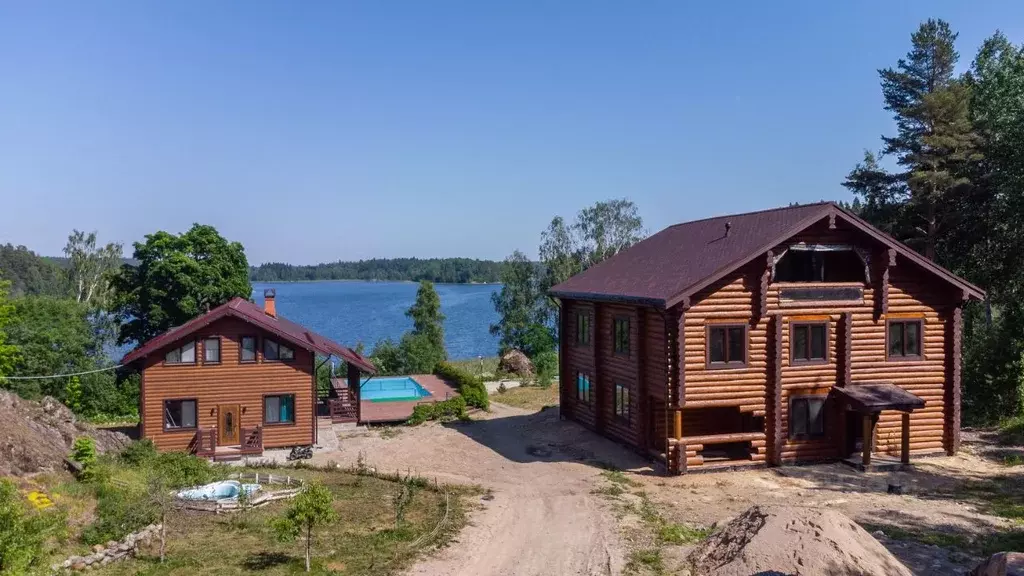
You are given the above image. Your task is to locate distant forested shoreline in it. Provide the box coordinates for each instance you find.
[249,258,505,284]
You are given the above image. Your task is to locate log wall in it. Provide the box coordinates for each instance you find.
[141,317,316,452]
[677,219,961,469]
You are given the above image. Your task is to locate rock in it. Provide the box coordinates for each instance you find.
[72,562,86,571]
[970,552,1024,576]
[499,350,533,377]
[106,540,117,549]
[91,544,104,554]
[872,530,886,539]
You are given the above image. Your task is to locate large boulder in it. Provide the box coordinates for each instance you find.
[688,505,913,576]
[0,390,131,476]
[499,350,533,378]
[971,552,1024,576]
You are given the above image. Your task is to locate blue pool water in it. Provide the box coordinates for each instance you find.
[361,377,432,402]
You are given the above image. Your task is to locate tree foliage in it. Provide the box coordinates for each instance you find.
[273,481,338,573]
[0,245,65,299]
[847,20,1024,424]
[251,257,503,284]
[111,224,252,347]
[0,281,17,383]
[492,199,645,359]
[63,230,123,308]
[370,281,447,374]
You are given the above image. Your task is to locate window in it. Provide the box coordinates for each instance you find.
[614,383,630,421]
[888,319,923,359]
[707,325,746,367]
[263,339,295,362]
[203,337,221,363]
[240,336,257,362]
[614,318,630,355]
[790,396,826,439]
[576,373,592,404]
[264,394,295,425]
[164,341,196,364]
[164,399,197,430]
[576,312,591,346]
[791,323,828,363]
[775,249,865,283]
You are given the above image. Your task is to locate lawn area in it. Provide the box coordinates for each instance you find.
[491,384,559,412]
[90,468,467,576]
[448,356,500,379]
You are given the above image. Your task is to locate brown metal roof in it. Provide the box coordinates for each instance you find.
[548,202,985,307]
[120,297,376,373]
[832,383,926,413]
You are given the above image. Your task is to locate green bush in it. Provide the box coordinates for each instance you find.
[433,362,489,410]
[151,452,220,488]
[119,439,157,466]
[999,416,1024,445]
[71,436,98,481]
[533,350,558,387]
[407,397,468,425]
[0,479,66,574]
[81,481,154,545]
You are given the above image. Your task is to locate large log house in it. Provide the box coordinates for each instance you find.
[549,202,984,474]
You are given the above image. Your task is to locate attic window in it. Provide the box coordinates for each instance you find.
[774,245,867,283]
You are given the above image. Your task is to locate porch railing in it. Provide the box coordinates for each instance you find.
[191,427,217,457]
[240,426,263,455]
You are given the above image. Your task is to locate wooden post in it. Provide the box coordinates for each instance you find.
[768,314,783,466]
[901,412,911,465]
[348,362,362,424]
[674,409,684,475]
[861,413,873,467]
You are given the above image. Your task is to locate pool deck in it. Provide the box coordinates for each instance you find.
[361,374,459,423]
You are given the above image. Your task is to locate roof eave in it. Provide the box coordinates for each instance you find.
[548,290,665,308]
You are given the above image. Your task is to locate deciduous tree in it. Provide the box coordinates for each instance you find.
[63,230,123,308]
[273,481,338,572]
[111,224,251,346]
[0,280,18,384]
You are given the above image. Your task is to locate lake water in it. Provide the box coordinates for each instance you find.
[252,281,501,360]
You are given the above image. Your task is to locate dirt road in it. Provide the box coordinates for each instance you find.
[313,403,648,576]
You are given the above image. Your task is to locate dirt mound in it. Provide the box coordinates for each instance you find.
[0,389,131,476]
[499,350,533,377]
[688,505,913,576]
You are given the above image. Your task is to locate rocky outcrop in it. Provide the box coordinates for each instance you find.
[0,390,131,476]
[971,552,1024,576]
[53,524,161,572]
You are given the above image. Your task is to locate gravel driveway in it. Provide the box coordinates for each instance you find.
[312,403,650,576]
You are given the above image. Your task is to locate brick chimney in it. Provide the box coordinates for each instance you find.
[264,288,277,317]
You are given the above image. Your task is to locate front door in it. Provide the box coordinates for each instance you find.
[218,404,241,446]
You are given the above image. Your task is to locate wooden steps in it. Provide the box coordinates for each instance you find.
[329,388,358,423]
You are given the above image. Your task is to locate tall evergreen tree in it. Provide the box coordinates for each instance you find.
[848,19,980,261]
[406,280,446,359]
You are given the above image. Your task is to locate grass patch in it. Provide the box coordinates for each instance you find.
[601,469,640,488]
[591,484,626,497]
[864,522,1024,557]
[625,548,664,574]
[998,416,1024,445]
[448,356,500,379]
[657,522,711,545]
[378,426,403,439]
[89,467,466,576]
[490,385,559,412]
[1004,454,1023,466]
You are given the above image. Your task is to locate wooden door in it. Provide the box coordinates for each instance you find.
[218,404,241,446]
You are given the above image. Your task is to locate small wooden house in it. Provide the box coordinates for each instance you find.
[121,290,375,459]
[549,202,984,474]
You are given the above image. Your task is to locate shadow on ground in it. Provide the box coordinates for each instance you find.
[443,406,656,474]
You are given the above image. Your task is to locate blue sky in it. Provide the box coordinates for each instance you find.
[1,2,1022,264]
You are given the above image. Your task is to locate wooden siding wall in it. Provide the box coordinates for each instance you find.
[141,317,315,452]
[560,301,668,454]
[561,300,597,428]
[677,220,960,469]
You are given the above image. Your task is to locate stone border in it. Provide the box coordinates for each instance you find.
[173,472,303,513]
[53,523,161,573]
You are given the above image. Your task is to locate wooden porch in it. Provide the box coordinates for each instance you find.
[191,425,263,462]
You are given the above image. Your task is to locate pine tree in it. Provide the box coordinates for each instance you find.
[849,19,981,261]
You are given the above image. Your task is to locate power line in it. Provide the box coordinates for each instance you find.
[1,365,125,380]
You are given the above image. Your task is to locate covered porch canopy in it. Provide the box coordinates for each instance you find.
[831,383,926,468]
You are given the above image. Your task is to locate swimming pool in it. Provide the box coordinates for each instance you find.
[360,377,432,402]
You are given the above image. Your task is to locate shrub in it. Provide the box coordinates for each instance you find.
[999,415,1024,445]
[407,397,467,425]
[0,479,66,574]
[151,452,220,488]
[71,436,98,481]
[272,481,338,572]
[119,439,158,466]
[80,481,155,545]
[532,350,558,387]
[434,361,489,410]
